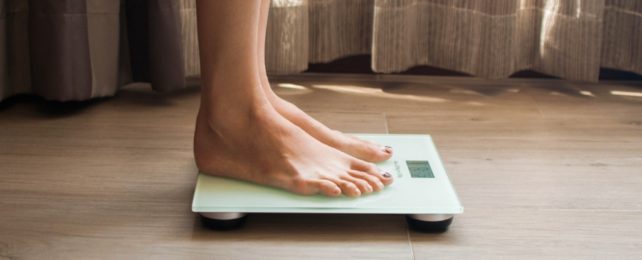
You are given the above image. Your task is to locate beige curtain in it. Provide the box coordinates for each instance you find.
[267,0,642,81]
[1,0,641,102]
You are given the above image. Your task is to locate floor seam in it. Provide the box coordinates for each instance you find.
[383,112,390,134]
[405,221,416,260]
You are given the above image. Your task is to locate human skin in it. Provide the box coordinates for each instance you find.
[194,0,393,197]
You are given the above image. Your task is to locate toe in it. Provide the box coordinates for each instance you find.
[344,136,393,162]
[325,177,361,197]
[340,174,373,194]
[289,178,320,196]
[352,160,394,186]
[291,178,343,197]
[348,170,384,192]
[340,181,362,197]
[317,180,342,197]
[371,168,394,186]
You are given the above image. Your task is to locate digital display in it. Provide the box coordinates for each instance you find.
[406,160,434,178]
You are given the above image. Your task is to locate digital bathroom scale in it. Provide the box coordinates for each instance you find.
[192,134,463,232]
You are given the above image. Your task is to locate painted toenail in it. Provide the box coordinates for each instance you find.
[383,172,392,178]
[383,146,393,153]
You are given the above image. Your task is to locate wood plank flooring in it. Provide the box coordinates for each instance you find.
[1,74,641,259]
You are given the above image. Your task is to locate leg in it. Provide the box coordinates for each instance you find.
[194,0,393,197]
[256,0,393,163]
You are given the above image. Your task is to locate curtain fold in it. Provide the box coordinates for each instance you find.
[1,0,641,102]
[601,0,642,75]
[0,1,7,98]
[124,0,186,92]
[371,0,605,80]
[2,0,31,100]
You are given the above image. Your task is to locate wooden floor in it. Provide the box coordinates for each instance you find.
[1,74,641,259]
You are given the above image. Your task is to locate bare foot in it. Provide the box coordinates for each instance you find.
[194,82,393,197]
[262,86,393,163]
[251,0,390,163]
[193,0,392,197]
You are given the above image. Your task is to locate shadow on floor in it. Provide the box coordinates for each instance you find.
[190,213,415,242]
[0,94,112,118]
[0,84,202,118]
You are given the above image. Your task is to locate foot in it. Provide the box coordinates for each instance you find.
[263,87,393,163]
[194,86,393,197]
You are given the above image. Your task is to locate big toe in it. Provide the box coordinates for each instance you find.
[290,179,342,197]
[352,159,394,186]
[341,134,393,163]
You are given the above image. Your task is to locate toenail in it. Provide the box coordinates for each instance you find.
[383,146,393,153]
[383,172,392,178]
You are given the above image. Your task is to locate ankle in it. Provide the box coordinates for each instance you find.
[199,75,270,117]
[197,97,272,132]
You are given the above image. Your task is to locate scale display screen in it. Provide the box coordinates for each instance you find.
[406,160,434,178]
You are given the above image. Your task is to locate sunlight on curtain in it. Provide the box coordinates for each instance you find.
[266,0,309,73]
[273,0,306,7]
[539,0,561,58]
